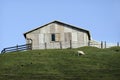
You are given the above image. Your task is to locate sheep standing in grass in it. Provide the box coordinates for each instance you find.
[77,51,85,56]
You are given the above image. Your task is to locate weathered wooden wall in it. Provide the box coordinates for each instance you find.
[26,23,89,49]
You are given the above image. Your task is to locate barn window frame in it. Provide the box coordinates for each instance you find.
[51,33,55,41]
[51,33,60,42]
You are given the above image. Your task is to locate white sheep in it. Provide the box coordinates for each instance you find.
[77,51,85,56]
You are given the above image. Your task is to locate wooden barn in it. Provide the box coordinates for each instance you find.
[24,21,91,49]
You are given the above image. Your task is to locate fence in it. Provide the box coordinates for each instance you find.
[1,41,119,53]
[32,40,89,49]
[89,41,120,48]
[32,41,119,49]
[1,44,32,54]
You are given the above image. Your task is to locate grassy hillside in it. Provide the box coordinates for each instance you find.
[0,47,120,80]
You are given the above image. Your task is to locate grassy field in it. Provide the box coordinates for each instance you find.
[0,46,120,80]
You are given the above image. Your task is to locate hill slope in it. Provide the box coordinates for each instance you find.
[0,47,120,80]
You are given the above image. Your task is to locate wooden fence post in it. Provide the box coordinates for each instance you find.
[27,44,32,50]
[117,42,119,47]
[70,40,72,49]
[88,40,90,46]
[30,43,32,50]
[104,41,106,48]
[60,42,62,49]
[101,41,103,49]
[45,42,47,49]
[26,44,28,50]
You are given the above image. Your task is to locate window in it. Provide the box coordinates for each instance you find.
[51,33,60,42]
[51,34,55,41]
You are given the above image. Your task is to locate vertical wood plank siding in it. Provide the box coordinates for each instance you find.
[25,23,89,49]
[64,33,71,42]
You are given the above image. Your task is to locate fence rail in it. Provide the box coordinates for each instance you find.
[1,41,119,53]
[89,41,120,48]
[32,41,119,49]
[1,44,32,54]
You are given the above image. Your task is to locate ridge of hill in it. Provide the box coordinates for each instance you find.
[0,47,120,80]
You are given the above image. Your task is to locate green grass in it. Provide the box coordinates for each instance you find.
[0,46,120,80]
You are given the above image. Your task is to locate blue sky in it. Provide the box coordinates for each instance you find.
[0,0,120,51]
